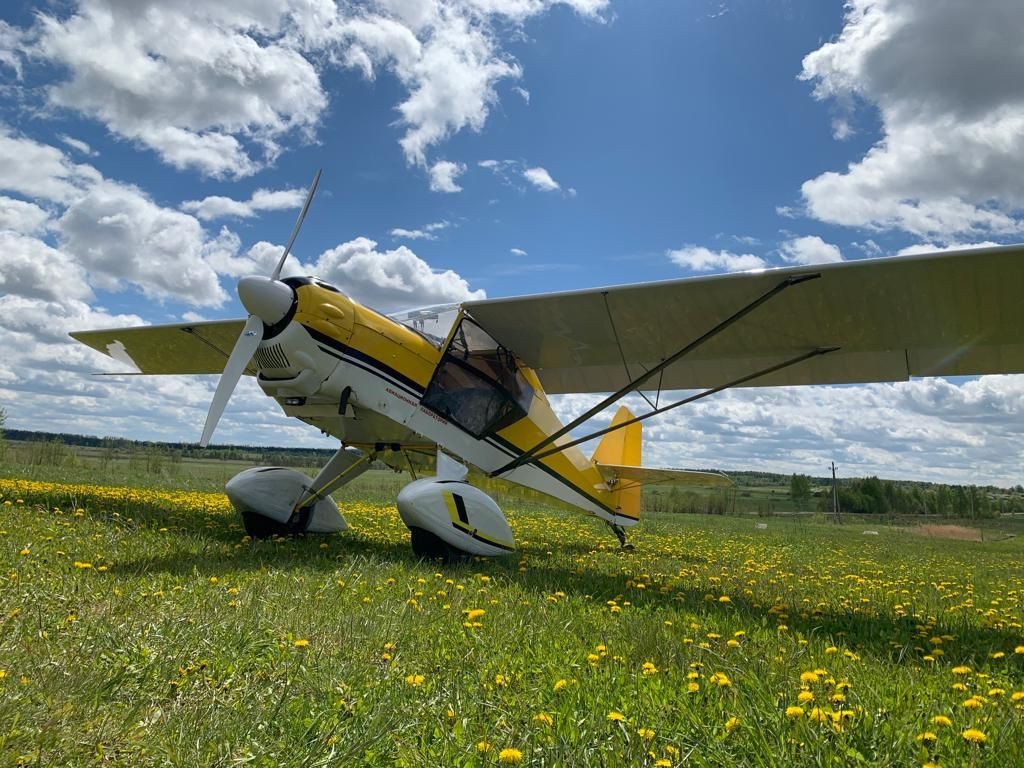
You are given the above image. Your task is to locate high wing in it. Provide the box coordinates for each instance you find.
[463,245,1024,394]
[70,319,247,374]
[595,464,732,489]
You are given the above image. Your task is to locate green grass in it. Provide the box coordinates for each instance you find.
[2,475,1023,767]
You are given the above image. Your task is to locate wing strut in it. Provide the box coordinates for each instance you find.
[490,272,821,476]
[509,345,840,468]
[602,290,656,410]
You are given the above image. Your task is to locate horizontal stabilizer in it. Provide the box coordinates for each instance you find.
[596,463,733,489]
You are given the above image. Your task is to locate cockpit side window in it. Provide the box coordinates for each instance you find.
[421,317,534,438]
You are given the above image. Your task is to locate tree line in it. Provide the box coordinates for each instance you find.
[819,474,1024,518]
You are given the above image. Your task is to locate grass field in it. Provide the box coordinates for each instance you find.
[2,472,1023,767]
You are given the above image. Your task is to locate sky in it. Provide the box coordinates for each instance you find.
[0,0,1022,487]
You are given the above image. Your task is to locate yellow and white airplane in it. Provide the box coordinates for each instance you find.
[71,173,1024,559]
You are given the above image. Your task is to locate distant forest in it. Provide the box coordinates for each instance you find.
[3,429,336,468]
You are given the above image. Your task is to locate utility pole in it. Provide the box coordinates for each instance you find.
[830,461,841,523]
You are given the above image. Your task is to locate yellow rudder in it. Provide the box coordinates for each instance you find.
[591,406,642,519]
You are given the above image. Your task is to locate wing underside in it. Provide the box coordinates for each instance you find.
[70,319,248,374]
[463,245,1024,394]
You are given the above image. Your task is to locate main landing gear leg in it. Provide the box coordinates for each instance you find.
[609,523,634,551]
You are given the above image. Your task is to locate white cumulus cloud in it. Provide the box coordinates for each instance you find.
[799,0,1024,237]
[523,166,560,191]
[779,235,844,265]
[667,245,766,273]
[391,221,451,240]
[181,187,306,221]
[428,160,466,193]
[0,196,50,234]
[34,1,328,178]
[313,236,485,311]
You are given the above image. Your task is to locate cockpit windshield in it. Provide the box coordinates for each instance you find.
[388,303,462,348]
[421,316,535,438]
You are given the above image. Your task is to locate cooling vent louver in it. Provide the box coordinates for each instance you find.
[253,343,290,370]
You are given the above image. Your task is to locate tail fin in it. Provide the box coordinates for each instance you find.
[592,406,642,519]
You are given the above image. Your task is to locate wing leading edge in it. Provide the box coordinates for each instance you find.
[463,245,1024,394]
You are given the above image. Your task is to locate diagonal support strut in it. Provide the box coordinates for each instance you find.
[524,346,840,465]
[490,272,821,477]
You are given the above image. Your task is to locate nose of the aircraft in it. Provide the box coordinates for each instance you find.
[238,276,295,325]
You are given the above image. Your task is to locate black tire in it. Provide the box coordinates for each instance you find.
[409,527,473,564]
[241,510,310,539]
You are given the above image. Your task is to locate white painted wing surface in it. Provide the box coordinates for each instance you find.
[463,245,1024,394]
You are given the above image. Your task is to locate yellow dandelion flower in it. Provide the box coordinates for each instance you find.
[931,715,952,727]
[800,671,819,684]
[607,711,626,722]
[797,691,815,703]
[533,712,553,726]
[293,639,310,648]
[637,727,655,739]
[498,747,523,764]
[642,661,658,676]
[655,760,671,768]
[1015,646,1024,655]
[405,674,424,686]
[725,716,740,732]
[785,706,804,719]
[916,732,937,743]
[709,672,731,687]
[808,707,829,724]
[477,741,492,753]
[687,682,700,693]
[962,698,982,709]
[466,608,486,621]
[554,678,568,692]
[951,665,971,675]
[1011,692,1024,702]
[495,674,509,686]
[961,728,987,744]
[719,595,731,603]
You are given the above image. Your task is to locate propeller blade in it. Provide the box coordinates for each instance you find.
[199,314,264,447]
[271,168,322,280]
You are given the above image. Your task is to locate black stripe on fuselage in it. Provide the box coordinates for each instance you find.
[303,324,425,399]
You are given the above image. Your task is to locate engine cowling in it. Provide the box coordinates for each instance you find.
[225,467,348,537]
[397,479,515,558]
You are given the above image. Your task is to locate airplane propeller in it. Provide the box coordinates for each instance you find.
[198,169,322,447]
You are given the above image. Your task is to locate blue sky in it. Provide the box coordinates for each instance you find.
[1,0,1022,485]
